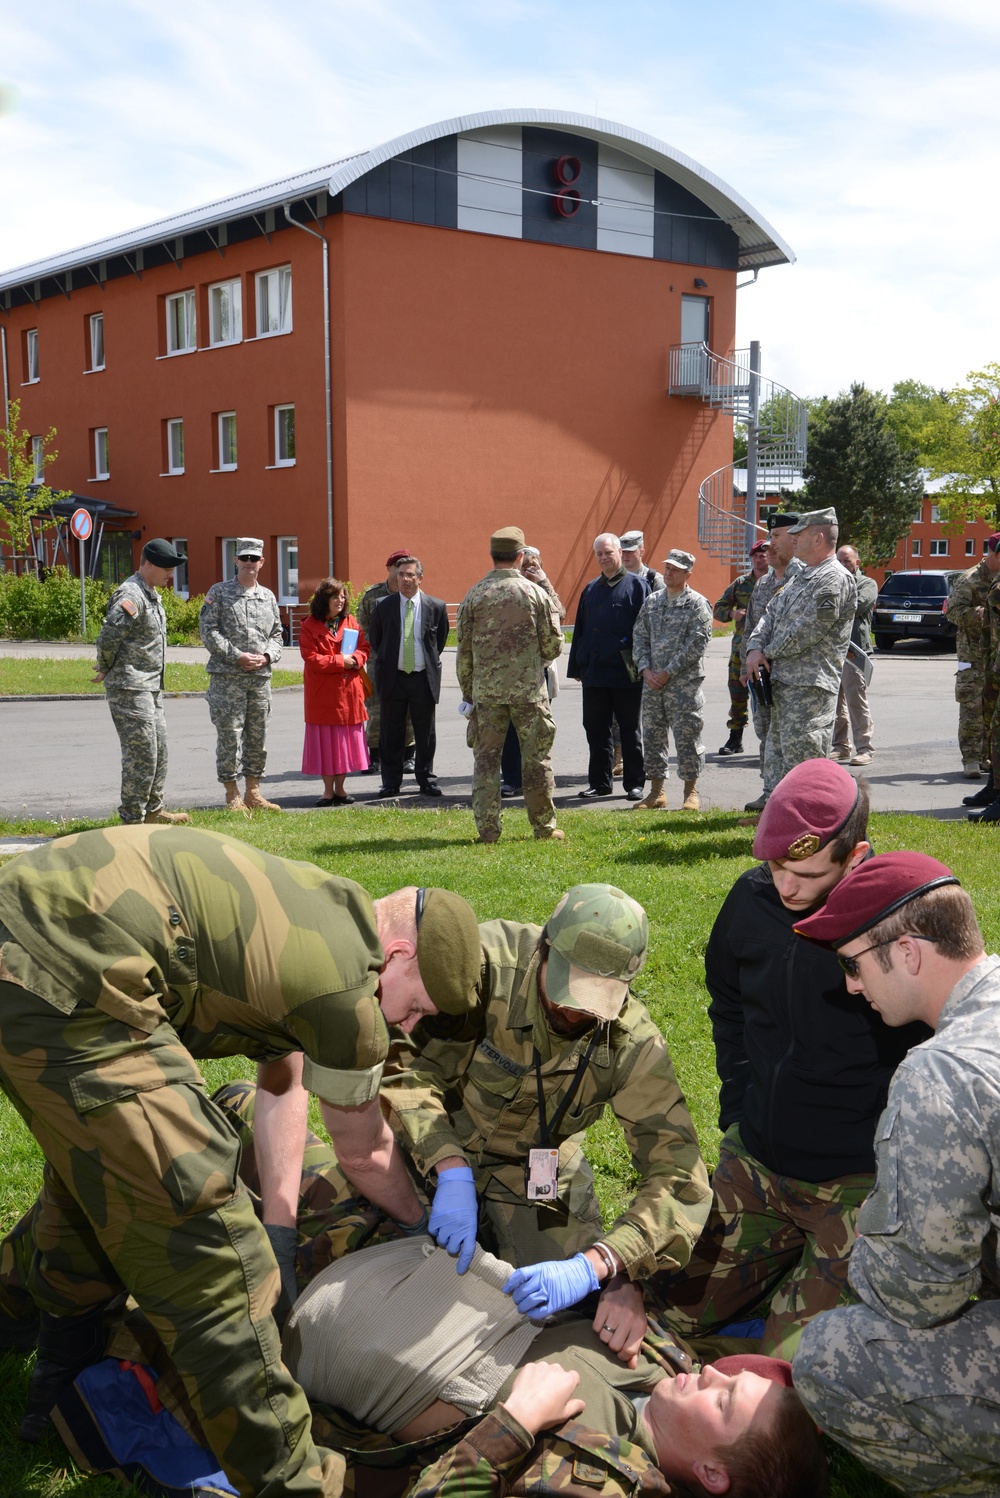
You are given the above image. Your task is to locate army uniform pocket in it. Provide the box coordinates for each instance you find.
[857,1102,902,1237]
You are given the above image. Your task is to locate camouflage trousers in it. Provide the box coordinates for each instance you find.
[365,659,413,756]
[750,700,770,779]
[207,671,272,781]
[986,669,1000,777]
[0,969,340,1498]
[955,665,986,770]
[833,656,874,758]
[468,699,557,838]
[763,682,839,793]
[794,1298,1000,1497]
[644,1126,871,1360]
[106,687,167,823]
[726,644,749,731]
[641,678,705,781]
[473,1145,605,1268]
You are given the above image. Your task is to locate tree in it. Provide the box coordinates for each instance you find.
[802,383,924,563]
[922,364,1000,531]
[884,380,968,472]
[0,398,72,572]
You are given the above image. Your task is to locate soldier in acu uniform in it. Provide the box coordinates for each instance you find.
[199,536,284,811]
[456,526,565,844]
[631,549,713,812]
[947,533,1000,781]
[793,854,1000,1498]
[381,884,711,1357]
[0,826,481,1498]
[713,546,767,757]
[93,537,189,826]
[740,517,805,812]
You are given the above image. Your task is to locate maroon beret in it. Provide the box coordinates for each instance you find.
[753,759,860,862]
[749,538,768,556]
[987,532,1000,554]
[385,549,412,568]
[794,852,960,946]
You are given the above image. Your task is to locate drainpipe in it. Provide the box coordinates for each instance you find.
[1,322,9,438]
[283,203,334,575]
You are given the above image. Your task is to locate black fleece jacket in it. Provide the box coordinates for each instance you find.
[705,863,928,1181]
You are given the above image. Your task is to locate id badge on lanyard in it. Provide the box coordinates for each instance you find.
[524,1030,601,1203]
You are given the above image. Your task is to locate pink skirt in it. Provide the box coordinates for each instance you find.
[302,723,370,776]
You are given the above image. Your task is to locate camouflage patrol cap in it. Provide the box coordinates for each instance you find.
[663,548,696,572]
[545,884,648,1021]
[235,537,264,558]
[415,887,483,1014]
[789,508,838,534]
[620,531,644,551]
[491,526,526,552]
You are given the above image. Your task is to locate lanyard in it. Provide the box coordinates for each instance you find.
[533,1029,603,1147]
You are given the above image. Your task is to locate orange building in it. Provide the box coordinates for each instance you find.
[0,110,793,622]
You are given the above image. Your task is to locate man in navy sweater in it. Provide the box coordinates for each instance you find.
[567,533,649,800]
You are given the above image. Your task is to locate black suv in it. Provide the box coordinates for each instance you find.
[873,570,961,650]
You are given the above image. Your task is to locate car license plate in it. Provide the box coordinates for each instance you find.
[893,613,921,623]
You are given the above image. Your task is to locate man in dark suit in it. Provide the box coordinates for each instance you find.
[368,555,450,798]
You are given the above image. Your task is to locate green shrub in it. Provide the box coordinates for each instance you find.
[0,568,110,640]
[162,588,205,645]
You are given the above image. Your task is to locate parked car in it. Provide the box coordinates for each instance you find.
[873,570,961,650]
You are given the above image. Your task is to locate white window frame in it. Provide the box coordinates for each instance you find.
[911,538,922,557]
[25,328,39,383]
[222,537,239,579]
[89,313,105,371]
[93,427,109,481]
[216,412,237,471]
[929,538,949,557]
[209,278,242,347]
[274,404,296,466]
[166,290,197,355]
[172,538,189,598]
[966,538,975,555]
[912,508,923,524]
[930,504,942,523]
[256,265,292,337]
[166,418,185,475]
[31,436,44,484]
[277,536,299,604]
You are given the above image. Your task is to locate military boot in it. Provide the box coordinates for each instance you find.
[633,778,667,809]
[612,747,624,778]
[743,790,769,813]
[681,780,700,811]
[968,797,1000,824]
[20,1304,110,1443]
[223,780,247,811]
[963,771,995,808]
[243,776,281,811]
[718,731,744,756]
[144,809,190,824]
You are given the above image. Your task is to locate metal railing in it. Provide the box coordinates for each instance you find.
[669,343,808,566]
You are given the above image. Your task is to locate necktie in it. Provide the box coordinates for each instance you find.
[403,599,415,672]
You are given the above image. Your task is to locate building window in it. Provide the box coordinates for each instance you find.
[929,538,949,557]
[166,290,197,354]
[209,279,242,346]
[277,536,298,603]
[222,537,239,579]
[166,419,185,474]
[912,507,923,524]
[89,313,105,371]
[966,538,975,556]
[24,328,39,382]
[256,266,292,336]
[930,504,942,523]
[216,412,237,470]
[172,539,189,598]
[31,436,44,484]
[93,428,109,480]
[274,404,296,465]
[911,538,922,557]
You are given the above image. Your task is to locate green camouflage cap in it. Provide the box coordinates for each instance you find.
[545,884,648,1021]
[416,887,483,1014]
[789,507,838,534]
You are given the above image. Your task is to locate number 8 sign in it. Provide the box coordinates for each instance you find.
[553,155,582,218]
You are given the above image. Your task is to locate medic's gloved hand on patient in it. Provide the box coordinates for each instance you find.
[502,1253,600,1321]
[428,1165,479,1274]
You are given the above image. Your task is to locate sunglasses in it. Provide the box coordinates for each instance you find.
[837,934,934,978]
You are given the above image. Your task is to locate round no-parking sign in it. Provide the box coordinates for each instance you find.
[70,507,93,542]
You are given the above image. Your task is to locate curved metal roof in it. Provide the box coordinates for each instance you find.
[0,109,792,290]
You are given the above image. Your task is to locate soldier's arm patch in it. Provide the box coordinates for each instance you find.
[572,1458,610,1486]
[120,598,138,618]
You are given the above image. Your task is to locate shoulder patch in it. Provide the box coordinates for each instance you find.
[120,598,138,618]
[205,590,215,604]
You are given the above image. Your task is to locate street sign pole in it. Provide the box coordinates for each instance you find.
[80,534,87,638]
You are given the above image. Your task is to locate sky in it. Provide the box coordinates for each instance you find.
[2,0,998,401]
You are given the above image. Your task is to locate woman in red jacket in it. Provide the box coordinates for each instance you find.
[299,578,370,805]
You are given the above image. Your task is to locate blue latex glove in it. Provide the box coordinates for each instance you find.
[502,1253,600,1321]
[428,1165,479,1275]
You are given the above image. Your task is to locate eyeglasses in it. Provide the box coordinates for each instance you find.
[837,934,934,978]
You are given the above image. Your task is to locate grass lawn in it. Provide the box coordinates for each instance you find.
[0,659,304,695]
[0,807,994,1496]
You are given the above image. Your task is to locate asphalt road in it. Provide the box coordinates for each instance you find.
[0,636,977,823]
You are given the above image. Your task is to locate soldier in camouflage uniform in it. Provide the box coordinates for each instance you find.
[945,537,1000,777]
[713,549,766,756]
[792,854,1000,1498]
[0,825,481,1497]
[93,537,189,826]
[456,526,564,844]
[968,562,1000,822]
[199,536,284,811]
[356,548,415,773]
[631,549,713,812]
[381,884,711,1344]
[745,508,855,805]
[739,519,805,811]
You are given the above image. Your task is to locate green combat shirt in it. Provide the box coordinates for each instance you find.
[380,919,711,1278]
[0,826,387,1107]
